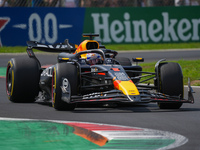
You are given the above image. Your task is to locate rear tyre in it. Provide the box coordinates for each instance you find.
[6,57,40,102]
[52,63,78,111]
[157,62,183,109]
[115,57,132,66]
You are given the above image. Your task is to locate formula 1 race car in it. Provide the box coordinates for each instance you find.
[6,33,194,110]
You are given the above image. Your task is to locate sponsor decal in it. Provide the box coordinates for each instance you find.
[92,12,200,43]
[41,67,53,77]
[84,7,200,44]
[91,67,98,72]
[114,72,129,81]
[0,8,85,46]
[16,13,72,44]
[0,17,10,47]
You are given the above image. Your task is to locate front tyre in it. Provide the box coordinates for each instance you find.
[6,57,40,102]
[52,63,78,111]
[115,57,132,66]
[157,62,183,109]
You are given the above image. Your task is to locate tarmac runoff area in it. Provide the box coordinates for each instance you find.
[0,66,194,149]
[0,118,188,150]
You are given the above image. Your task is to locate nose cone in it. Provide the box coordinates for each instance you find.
[113,80,140,102]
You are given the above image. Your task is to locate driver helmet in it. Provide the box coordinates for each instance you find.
[86,53,101,65]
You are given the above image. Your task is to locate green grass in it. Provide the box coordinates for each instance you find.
[140,60,200,86]
[0,46,39,53]
[1,42,200,53]
[0,46,25,53]
[105,42,200,50]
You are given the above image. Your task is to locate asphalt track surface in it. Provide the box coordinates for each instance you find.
[0,50,200,149]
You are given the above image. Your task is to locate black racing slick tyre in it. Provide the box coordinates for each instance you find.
[157,62,183,109]
[6,57,40,103]
[52,63,78,111]
[115,57,132,66]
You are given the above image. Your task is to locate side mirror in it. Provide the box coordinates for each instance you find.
[132,58,144,65]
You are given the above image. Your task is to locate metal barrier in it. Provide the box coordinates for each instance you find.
[0,0,200,7]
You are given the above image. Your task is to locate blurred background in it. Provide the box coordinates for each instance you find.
[0,0,200,46]
[0,0,200,7]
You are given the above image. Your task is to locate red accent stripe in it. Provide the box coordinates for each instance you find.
[80,98,113,102]
[112,68,120,71]
[113,80,121,89]
[98,73,105,75]
[41,65,53,68]
[152,98,180,102]
[0,76,5,78]
[65,122,141,131]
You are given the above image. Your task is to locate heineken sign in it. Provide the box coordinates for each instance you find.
[1,7,200,46]
[84,7,200,44]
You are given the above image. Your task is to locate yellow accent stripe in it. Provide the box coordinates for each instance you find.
[62,58,69,60]
[54,67,56,90]
[9,61,13,67]
[118,81,140,96]
[11,70,14,96]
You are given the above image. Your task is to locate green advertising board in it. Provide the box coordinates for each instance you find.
[83,6,200,44]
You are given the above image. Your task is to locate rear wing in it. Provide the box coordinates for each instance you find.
[27,40,77,53]
[26,40,77,67]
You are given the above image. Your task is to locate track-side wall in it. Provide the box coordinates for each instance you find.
[0,7,200,46]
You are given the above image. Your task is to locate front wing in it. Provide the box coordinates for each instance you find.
[69,85,194,104]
